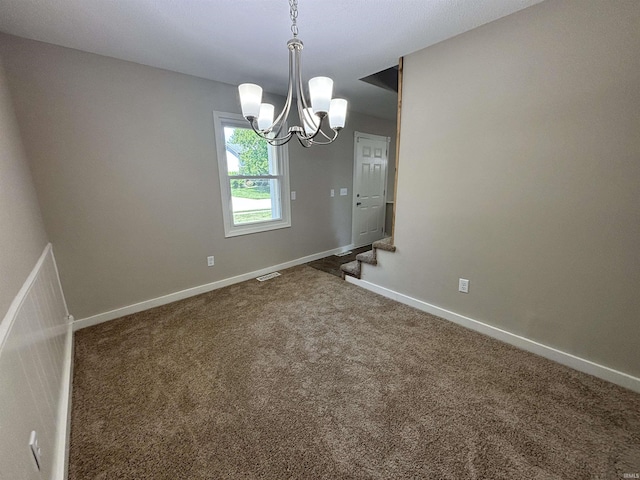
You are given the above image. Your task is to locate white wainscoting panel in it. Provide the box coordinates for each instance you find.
[0,244,72,480]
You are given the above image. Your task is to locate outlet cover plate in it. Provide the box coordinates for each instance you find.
[458,278,469,293]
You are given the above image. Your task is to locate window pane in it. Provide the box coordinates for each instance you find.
[231,179,281,225]
[224,126,275,176]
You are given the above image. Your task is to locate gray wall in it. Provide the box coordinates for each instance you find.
[0,52,48,319]
[0,34,395,320]
[363,0,640,377]
[0,53,66,480]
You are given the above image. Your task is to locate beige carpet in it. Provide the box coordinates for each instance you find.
[70,265,640,479]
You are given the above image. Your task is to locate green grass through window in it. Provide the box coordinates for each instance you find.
[231,187,271,200]
[233,210,274,224]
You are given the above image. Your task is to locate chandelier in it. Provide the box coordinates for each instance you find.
[238,0,348,147]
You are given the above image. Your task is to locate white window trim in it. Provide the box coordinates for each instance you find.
[213,111,291,238]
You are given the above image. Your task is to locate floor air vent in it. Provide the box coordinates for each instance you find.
[256,272,281,282]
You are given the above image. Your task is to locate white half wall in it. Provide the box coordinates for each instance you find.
[0,244,72,480]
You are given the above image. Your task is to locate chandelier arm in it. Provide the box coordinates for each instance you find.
[249,118,293,144]
[268,46,297,137]
[294,113,330,142]
[296,135,313,148]
[294,47,313,113]
[293,46,320,139]
[315,124,335,142]
[307,129,340,146]
[269,103,288,139]
[292,119,340,145]
[292,47,335,142]
[293,48,315,138]
[267,134,294,147]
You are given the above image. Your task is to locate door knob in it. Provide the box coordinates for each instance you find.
[356,202,362,206]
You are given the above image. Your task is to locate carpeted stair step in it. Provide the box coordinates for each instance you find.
[356,249,377,266]
[340,238,396,281]
[373,237,396,252]
[340,260,361,279]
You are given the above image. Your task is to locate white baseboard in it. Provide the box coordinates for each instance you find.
[54,319,73,480]
[345,276,640,394]
[74,244,354,331]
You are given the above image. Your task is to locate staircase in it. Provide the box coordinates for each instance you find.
[340,237,397,280]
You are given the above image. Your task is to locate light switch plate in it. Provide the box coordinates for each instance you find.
[340,188,348,196]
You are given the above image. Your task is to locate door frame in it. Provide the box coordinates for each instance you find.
[351,131,391,248]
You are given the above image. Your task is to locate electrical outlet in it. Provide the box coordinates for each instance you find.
[207,256,215,267]
[330,189,335,197]
[29,430,42,471]
[458,278,469,293]
[291,191,296,200]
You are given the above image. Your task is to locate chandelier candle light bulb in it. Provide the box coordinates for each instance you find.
[329,98,348,129]
[238,83,263,119]
[308,76,333,114]
[258,103,275,130]
[302,107,318,135]
[237,0,348,147]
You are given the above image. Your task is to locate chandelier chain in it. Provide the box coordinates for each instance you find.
[289,0,299,37]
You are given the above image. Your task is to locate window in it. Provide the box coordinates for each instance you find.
[213,112,291,237]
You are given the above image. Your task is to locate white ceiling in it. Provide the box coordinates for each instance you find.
[0,0,544,120]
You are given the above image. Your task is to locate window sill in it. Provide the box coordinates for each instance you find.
[224,218,292,238]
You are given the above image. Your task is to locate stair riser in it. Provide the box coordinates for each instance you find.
[340,238,395,280]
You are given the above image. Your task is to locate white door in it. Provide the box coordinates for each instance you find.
[352,132,389,248]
